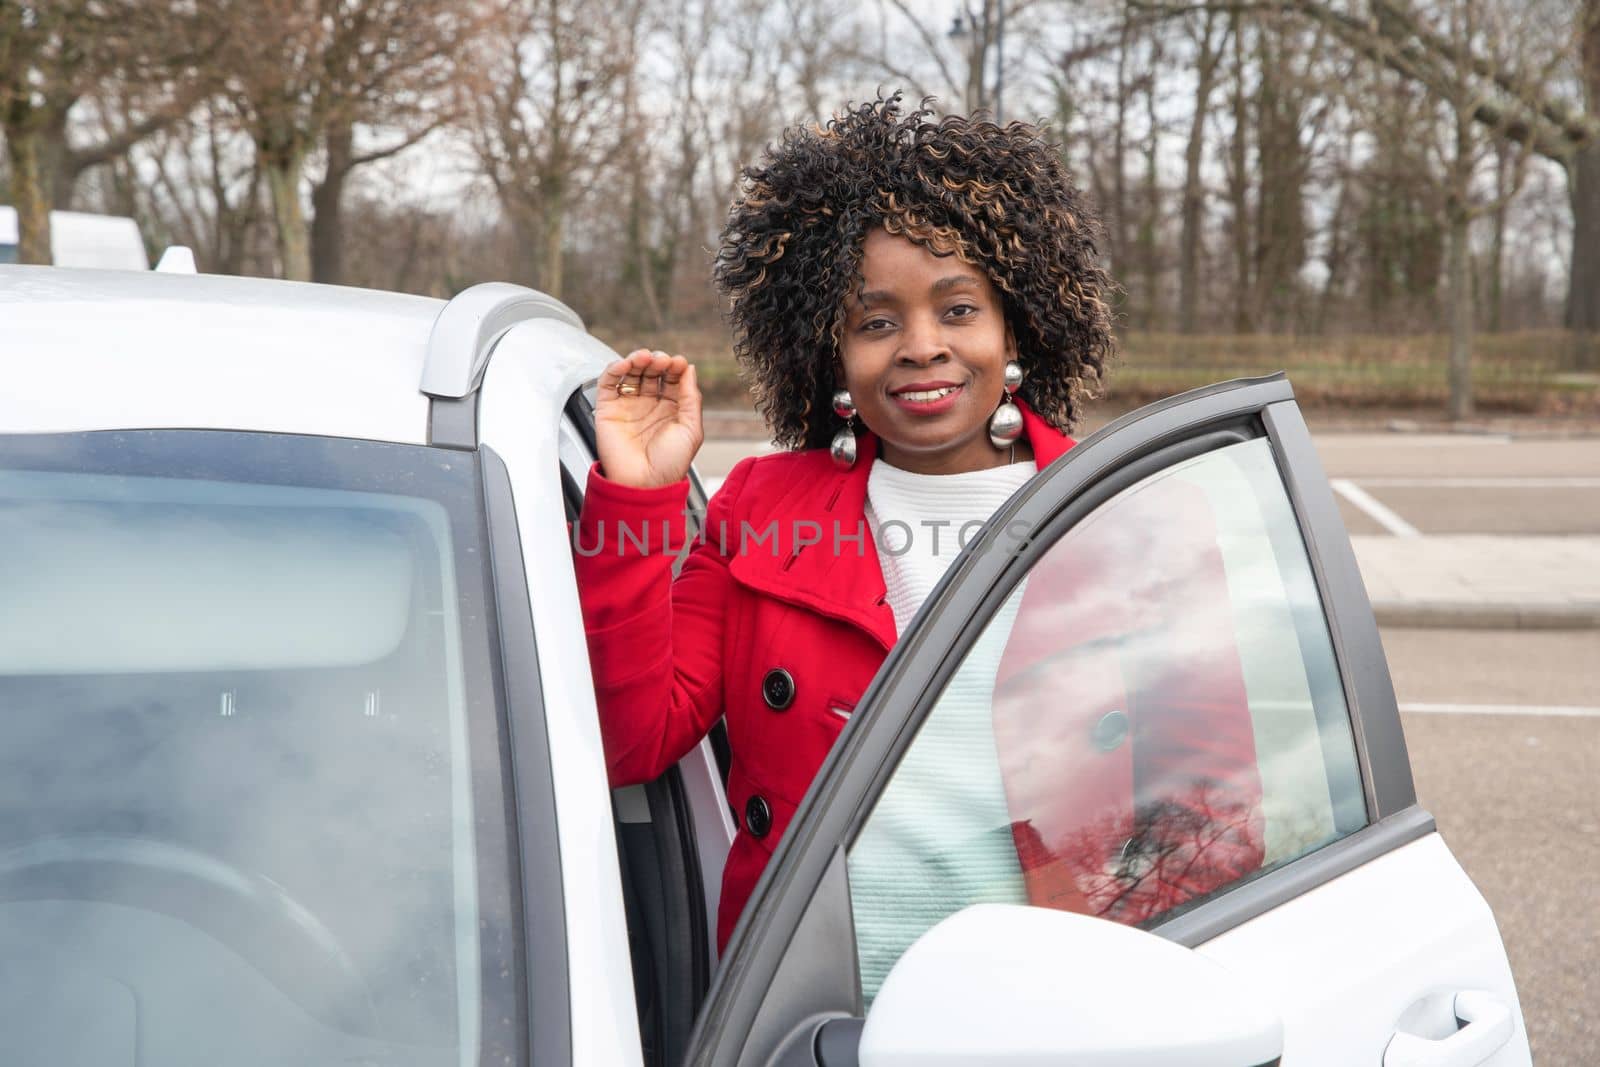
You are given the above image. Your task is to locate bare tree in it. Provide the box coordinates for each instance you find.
[0,0,68,263]
[1285,0,1564,412]
[1277,0,1600,334]
[1250,13,1324,332]
[469,0,645,300]
[1177,8,1229,334]
[781,0,857,120]
[1223,10,1253,330]
[0,1,201,263]
[1422,0,1560,417]
[137,101,267,275]
[306,2,476,284]
[858,0,1059,117]
[204,0,473,281]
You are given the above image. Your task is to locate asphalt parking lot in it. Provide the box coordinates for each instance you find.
[1318,435,1600,537]
[697,420,1600,1062]
[1323,432,1599,1064]
[1387,631,1600,1064]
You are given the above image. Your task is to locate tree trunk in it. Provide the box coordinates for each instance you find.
[1567,143,1600,336]
[1140,37,1162,330]
[1486,142,1510,332]
[1110,20,1131,282]
[5,122,53,264]
[41,105,75,210]
[264,149,311,282]
[1227,14,1253,333]
[1446,206,1473,420]
[1252,31,1307,333]
[507,206,543,291]
[1568,0,1600,335]
[624,154,665,328]
[540,179,566,301]
[1486,207,1505,333]
[311,124,353,285]
[1315,177,1350,335]
[1178,15,1224,336]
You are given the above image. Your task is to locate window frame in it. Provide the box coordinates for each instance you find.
[682,375,1434,1067]
[482,445,573,1065]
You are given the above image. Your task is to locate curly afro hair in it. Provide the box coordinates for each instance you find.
[713,93,1116,452]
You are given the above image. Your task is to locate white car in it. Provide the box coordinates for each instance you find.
[0,266,1530,1067]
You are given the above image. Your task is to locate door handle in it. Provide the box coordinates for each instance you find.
[1384,991,1514,1067]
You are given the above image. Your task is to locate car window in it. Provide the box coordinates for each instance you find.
[0,431,524,1065]
[846,437,1366,1000]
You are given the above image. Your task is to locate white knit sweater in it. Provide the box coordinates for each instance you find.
[850,456,1038,1002]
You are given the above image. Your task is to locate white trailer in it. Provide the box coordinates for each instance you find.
[0,208,149,270]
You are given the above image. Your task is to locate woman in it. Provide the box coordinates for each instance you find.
[574,96,1261,954]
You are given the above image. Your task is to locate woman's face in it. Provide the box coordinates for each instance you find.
[837,227,1020,475]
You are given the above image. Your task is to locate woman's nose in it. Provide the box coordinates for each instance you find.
[896,314,950,364]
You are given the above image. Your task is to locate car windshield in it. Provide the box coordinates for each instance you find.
[0,431,523,1066]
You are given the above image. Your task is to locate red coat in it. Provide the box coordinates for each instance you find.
[574,400,1264,949]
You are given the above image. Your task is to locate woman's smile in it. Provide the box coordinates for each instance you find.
[889,379,966,415]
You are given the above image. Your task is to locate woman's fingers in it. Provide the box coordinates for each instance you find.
[599,353,644,396]
[593,350,701,488]
[599,350,651,395]
[674,362,702,431]
[599,350,695,412]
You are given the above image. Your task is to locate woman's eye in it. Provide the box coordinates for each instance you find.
[948,303,979,318]
[861,318,893,332]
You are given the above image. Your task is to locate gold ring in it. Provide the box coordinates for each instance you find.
[618,381,639,396]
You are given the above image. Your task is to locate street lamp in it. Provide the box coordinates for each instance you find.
[947,1,1005,124]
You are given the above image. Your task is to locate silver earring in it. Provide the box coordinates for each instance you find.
[830,389,859,469]
[988,360,1024,449]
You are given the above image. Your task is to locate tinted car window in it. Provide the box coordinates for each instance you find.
[847,439,1365,1000]
[0,431,523,1066]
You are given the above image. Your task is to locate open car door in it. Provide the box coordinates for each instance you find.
[683,375,1530,1067]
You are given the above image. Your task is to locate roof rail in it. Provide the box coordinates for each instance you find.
[421,282,585,450]
[420,282,583,399]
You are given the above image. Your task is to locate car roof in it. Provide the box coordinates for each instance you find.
[0,266,444,443]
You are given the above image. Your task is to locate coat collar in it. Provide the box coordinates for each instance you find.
[726,398,1076,651]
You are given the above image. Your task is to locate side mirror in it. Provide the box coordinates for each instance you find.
[860,904,1283,1067]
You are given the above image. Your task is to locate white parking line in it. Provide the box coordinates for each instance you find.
[1400,702,1600,719]
[1331,479,1421,538]
[1316,435,1514,446]
[1353,477,1600,489]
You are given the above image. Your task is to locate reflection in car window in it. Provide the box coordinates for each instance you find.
[0,431,522,1065]
[847,438,1365,1001]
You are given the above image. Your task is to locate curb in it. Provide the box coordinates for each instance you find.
[1372,601,1600,630]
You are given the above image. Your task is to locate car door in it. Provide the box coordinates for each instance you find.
[680,375,1530,1067]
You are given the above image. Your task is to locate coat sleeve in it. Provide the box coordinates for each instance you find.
[573,455,756,787]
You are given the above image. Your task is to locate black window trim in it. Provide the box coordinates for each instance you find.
[481,446,572,1067]
[1261,401,1417,818]
[685,375,1434,1066]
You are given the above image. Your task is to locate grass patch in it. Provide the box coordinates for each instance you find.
[591,326,1600,416]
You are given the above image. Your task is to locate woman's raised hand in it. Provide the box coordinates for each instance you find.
[594,349,704,489]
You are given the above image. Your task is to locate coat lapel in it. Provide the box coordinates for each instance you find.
[726,434,898,650]
[725,397,1076,653]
